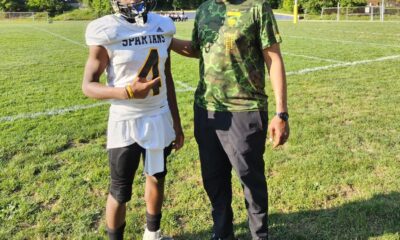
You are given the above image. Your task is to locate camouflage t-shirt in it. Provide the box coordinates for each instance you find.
[192,0,282,112]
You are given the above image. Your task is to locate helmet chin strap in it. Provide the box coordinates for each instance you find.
[115,0,149,24]
[124,13,147,24]
[133,13,148,24]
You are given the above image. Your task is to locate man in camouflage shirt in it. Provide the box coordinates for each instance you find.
[172,0,289,239]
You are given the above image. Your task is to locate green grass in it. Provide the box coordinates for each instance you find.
[1,20,400,239]
[53,9,98,21]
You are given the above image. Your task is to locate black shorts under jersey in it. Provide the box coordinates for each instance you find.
[108,143,173,203]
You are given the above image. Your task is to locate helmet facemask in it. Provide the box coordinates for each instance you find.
[111,0,156,24]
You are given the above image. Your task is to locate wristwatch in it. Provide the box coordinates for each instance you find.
[276,112,289,122]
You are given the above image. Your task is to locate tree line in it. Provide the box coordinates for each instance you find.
[0,0,381,17]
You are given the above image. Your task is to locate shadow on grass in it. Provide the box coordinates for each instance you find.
[176,192,400,240]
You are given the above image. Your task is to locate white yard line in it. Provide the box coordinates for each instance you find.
[176,88,195,92]
[287,35,400,49]
[287,54,400,76]
[323,29,400,38]
[1,87,195,122]
[175,80,196,91]
[301,19,400,23]
[0,102,108,122]
[282,52,345,63]
[33,27,88,48]
[291,28,400,38]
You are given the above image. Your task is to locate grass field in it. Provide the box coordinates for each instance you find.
[0,19,400,240]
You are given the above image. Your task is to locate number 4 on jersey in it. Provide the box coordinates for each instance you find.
[138,49,161,96]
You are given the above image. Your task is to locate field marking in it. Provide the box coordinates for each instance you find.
[287,35,400,49]
[301,19,400,23]
[0,102,108,122]
[288,27,400,38]
[175,80,196,91]
[322,29,400,38]
[32,27,87,48]
[282,52,345,63]
[287,54,400,76]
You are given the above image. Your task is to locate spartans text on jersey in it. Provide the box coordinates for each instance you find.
[122,35,166,46]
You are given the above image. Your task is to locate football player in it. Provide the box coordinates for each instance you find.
[82,0,183,239]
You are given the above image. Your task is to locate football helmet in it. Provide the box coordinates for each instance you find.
[111,0,156,24]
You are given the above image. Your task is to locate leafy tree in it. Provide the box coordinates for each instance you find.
[26,0,69,16]
[339,0,367,7]
[0,0,27,11]
[282,0,293,11]
[155,0,173,10]
[171,0,207,10]
[268,0,282,9]
[88,0,111,16]
[303,0,339,13]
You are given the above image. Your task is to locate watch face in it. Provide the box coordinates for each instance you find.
[278,112,289,121]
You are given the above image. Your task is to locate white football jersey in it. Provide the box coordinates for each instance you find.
[85,13,176,121]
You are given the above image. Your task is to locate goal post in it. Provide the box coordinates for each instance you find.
[293,0,298,24]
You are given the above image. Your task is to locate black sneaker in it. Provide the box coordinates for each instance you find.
[211,233,237,240]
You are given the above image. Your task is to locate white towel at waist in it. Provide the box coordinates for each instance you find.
[107,107,175,175]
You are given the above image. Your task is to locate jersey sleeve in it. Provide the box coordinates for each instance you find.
[166,16,176,37]
[85,18,111,46]
[191,9,201,52]
[258,1,282,49]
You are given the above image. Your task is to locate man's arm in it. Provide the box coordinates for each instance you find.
[263,43,290,148]
[165,48,184,151]
[82,46,161,100]
[170,38,200,58]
